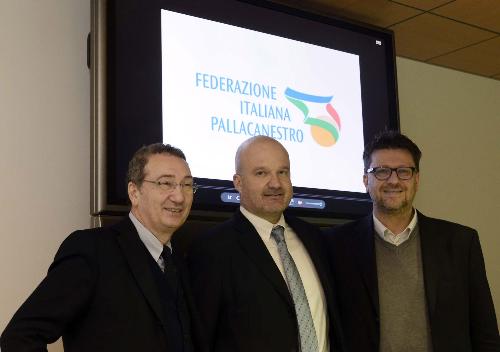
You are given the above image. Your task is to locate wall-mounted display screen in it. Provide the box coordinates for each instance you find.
[91,0,399,220]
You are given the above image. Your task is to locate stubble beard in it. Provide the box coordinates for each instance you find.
[377,198,410,215]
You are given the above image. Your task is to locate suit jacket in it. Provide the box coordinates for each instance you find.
[188,210,344,352]
[324,211,500,352]
[0,218,207,352]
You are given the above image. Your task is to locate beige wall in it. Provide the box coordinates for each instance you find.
[0,0,90,350]
[0,1,498,351]
[397,57,500,324]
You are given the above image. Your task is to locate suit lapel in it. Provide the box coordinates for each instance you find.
[418,211,444,317]
[172,248,199,319]
[287,215,345,346]
[351,215,380,318]
[233,212,294,308]
[285,215,332,298]
[172,250,200,352]
[112,218,169,333]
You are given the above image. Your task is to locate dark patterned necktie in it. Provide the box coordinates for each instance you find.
[161,245,178,298]
[271,225,318,352]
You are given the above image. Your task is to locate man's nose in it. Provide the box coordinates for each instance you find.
[168,184,186,202]
[386,169,400,183]
[268,173,282,188]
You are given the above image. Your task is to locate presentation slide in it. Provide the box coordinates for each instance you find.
[161,9,365,193]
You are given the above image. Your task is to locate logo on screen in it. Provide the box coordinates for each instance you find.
[284,88,341,147]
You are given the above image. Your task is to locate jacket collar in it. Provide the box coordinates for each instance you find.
[111,218,170,335]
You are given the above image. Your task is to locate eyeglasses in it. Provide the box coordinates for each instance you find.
[366,167,417,181]
[143,179,198,194]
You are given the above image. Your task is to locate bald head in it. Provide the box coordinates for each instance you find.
[235,136,289,175]
[233,136,292,223]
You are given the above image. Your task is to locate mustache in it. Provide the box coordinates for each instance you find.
[263,190,283,196]
[382,186,404,191]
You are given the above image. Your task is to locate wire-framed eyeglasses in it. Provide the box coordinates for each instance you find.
[143,179,198,193]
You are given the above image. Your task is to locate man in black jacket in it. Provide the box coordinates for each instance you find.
[325,131,499,352]
[1,143,206,352]
[189,136,344,352]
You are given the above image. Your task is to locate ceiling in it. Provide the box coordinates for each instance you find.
[272,0,500,81]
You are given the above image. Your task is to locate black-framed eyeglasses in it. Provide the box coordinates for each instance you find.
[366,167,417,181]
[143,179,198,194]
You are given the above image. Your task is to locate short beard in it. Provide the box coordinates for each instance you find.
[377,198,410,215]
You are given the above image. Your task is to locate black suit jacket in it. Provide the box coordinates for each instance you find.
[1,218,206,352]
[188,210,344,352]
[325,211,500,352]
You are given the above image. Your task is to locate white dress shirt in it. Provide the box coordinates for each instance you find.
[129,212,172,272]
[240,206,329,352]
[373,210,418,246]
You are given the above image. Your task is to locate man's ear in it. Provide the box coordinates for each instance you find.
[363,174,369,191]
[233,174,242,193]
[128,182,140,207]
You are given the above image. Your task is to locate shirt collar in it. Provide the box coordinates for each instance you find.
[240,206,287,242]
[373,209,418,245]
[129,212,171,262]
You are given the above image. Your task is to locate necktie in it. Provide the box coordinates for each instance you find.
[271,225,319,352]
[161,245,179,298]
[161,245,193,352]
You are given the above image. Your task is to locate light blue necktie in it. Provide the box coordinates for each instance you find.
[271,225,319,352]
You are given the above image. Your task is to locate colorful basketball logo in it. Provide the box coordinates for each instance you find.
[284,88,341,147]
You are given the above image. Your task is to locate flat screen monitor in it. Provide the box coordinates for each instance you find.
[90,0,399,220]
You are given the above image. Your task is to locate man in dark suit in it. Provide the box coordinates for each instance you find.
[325,131,499,352]
[1,143,206,352]
[189,136,343,352]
